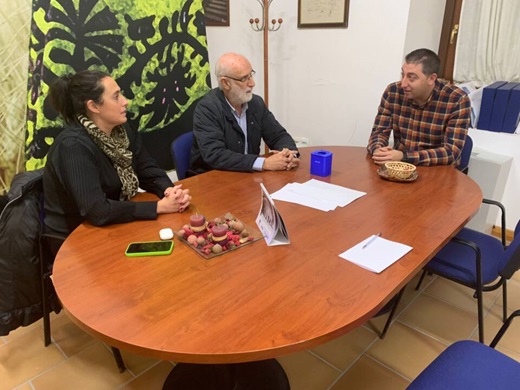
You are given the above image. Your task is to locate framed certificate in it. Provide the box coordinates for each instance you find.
[204,0,230,27]
[298,0,349,28]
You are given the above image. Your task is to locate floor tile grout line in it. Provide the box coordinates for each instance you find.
[1,326,70,390]
[114,359,170,389]
[359,319,454,384]
[363,352,413,383]
[397,307,479,346]
[386,278,486,347]
[50,335,69,360]
[494,343,520,358]
[326,346,414,390]
[324,329,385,390]
[308,321,384,373]
[399,296,502,345]
[15,340,134,390]
[355,273,440,337]
[419,273,510,315]
[305,349,343,373]
[23,357,72,389]
[386,273,439,322]
[392,319,452,348]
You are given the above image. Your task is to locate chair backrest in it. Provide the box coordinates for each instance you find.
[458,135,473,174]
[499,220,520,279]
[170,131,193,180]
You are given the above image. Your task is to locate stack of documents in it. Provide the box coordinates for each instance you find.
[270,179,366,211]
[339,235,413,273]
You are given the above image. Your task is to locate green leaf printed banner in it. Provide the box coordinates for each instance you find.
[26,0,211,170]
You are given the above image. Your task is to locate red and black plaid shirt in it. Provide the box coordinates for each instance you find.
[367,79,471,166]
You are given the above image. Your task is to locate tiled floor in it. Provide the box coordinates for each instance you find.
[3,271,520,390]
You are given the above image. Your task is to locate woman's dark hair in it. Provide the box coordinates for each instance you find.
[48,70,109,124]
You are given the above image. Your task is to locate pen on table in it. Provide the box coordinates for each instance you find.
[362,233,382,249]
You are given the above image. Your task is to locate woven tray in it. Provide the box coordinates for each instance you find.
[377,166,418,182]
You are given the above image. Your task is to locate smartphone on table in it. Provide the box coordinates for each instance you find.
[125,240,174,257]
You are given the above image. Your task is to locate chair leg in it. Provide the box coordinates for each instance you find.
[40,238,51,346]
[502,281,508,323]
[471,245,485,343]
[476,284,484,343]
[111,347,126,373]
[490,309,520,348]
[415,270,427,291]
[42,273,51,346]
[40,233,52,347]
[379,287,406,339]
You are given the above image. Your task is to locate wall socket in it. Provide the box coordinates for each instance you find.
[293,136,310,148]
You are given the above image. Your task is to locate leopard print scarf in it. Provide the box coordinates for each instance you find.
[78,115,139,201]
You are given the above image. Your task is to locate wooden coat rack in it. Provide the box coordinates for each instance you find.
[249,0,283,109]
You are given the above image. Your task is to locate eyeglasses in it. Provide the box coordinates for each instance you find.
[223,70,256,83]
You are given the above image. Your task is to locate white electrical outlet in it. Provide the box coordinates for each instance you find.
[293,137,310,148]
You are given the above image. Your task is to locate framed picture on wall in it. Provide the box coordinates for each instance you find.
[204,0,230,27]
[298,0,349,28]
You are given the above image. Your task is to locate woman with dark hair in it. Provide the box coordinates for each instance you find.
[43,70,191,237]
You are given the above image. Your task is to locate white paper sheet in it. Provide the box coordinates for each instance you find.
[270,179,366,211]
[339,235,413,273]
[269,186,337,211]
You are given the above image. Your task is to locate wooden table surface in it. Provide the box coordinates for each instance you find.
[53,146,482,363]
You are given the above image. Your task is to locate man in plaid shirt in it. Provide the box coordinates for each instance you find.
[367,48,470,167]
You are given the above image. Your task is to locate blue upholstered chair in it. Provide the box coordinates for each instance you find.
[457,135,473,174]
[416,200,520,343]
[408,310,520,389]
[170,131,194,180]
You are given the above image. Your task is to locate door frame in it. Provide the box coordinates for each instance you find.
[438,0,463,81]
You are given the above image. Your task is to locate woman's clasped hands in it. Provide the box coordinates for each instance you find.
[158,184,192,214]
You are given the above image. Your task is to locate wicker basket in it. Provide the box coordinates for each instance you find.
[384,162,417,180]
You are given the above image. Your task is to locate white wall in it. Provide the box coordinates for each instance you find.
[404,0,446,55]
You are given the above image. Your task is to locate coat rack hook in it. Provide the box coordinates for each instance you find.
[249,0,283,31]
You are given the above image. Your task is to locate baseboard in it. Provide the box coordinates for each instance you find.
[491,226,514,244]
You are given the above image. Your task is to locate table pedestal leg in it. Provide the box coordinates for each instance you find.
[162,359,290,389]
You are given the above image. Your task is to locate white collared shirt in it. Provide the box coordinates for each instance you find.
[226,98,264,170]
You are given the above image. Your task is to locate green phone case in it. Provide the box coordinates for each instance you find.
[125,240,174,257]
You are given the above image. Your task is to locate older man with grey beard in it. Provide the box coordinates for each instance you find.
[190,52,300,174]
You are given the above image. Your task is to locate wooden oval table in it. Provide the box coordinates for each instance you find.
[53,146,482,374]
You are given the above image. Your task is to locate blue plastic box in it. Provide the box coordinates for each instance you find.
[310,150,333,177]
